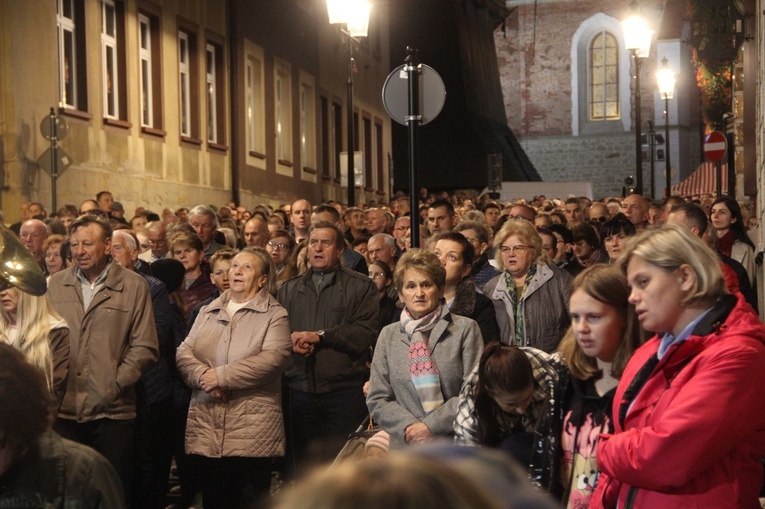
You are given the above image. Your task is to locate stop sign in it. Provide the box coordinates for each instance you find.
[703,131,727,162]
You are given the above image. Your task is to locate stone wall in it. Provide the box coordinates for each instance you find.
[519,133,639,199]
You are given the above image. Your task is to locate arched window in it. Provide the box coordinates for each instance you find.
[589,31,619,121]
[571,13,630,135]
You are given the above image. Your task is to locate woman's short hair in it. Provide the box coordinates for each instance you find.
[369,260,393,283]
[570,221,601,250]
[393,249,446,293]
[600,217,636,240]
[454,220,491,244]
[269,229,296,251]
[240,246,278,296]
[619,223,727,307]
[168,229,204,253]
[433,232,475,267]
[557,265,642,380]
[42,234,67,254]
[492,219,543,267]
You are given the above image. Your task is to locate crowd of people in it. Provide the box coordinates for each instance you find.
[0,187,764,509]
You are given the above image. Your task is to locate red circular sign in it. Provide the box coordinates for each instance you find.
[703,131,727,162]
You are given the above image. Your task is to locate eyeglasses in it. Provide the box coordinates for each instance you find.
[369,271,386,280]
[267,241,290,251]
[500,245,531,254]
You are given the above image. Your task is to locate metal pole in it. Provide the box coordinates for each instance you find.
[346,33,355,207]
[648,120,655,199]
[406,47,421,249]
[716,160,722,197]
[633,50,643,195]
[49,107,58,212]
[664,95,671,198]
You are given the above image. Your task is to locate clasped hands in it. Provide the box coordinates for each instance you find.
[292,331,320,357]
[199,368,230,402]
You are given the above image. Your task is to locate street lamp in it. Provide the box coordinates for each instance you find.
[656,57,676,198]
[326,0,371,207]
[622,0,653,195]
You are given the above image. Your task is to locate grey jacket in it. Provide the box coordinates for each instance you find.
[484,263,572,353]
[366,312,483,446]
[277,265,379,393]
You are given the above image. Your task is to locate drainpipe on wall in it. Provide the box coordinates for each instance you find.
[228,0,241,206]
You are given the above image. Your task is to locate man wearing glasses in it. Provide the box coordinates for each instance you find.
[138,221,169,263]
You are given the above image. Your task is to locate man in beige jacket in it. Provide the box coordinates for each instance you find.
[48,215,158,505]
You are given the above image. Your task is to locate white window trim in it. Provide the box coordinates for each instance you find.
[206,43,218,144]
[571,13,631,135]
[138,13,153,128]
[179,30,191,137]
[57,0,77,109]
[101,0,119,119]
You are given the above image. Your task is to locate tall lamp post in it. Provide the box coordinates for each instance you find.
[622,1,653,195]
[327,0,371,207]
[656,57,676,198]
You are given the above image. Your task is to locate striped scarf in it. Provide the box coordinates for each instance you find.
[503,263,538,345]
[402,303,447,415]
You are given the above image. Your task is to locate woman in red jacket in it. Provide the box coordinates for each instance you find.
[591,224,765,509]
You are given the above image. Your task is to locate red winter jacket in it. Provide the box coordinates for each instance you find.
[591,293,765,509]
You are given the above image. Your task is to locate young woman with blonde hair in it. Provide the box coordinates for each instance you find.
[0,288,69,407]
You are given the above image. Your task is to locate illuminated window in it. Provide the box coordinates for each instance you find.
[589,31,619,121]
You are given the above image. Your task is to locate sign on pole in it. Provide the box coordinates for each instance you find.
[703,131,727,162]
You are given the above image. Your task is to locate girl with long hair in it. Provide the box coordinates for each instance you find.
[0,288,69,407]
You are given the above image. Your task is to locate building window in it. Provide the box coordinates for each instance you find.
[244,41,266,162]
[274,60,292,164]
[333,101,343,180]
[320,96,331,178]
[101,0,118,118]
[57,0,87,111]
[589,31,619,121]
[178,28,198,139]
[571,13,630,135]
[299,76,316,171]
[138,13,157,128]
[206,43,218,143]
[100,0,126,121]
[246,59,255,151]
[375,121,383,191]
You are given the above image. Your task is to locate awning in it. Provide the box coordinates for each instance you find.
[671,162,729,197]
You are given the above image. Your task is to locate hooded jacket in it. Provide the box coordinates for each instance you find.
[591,294,765,509]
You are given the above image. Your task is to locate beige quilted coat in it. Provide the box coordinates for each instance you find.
[176,288,292,458]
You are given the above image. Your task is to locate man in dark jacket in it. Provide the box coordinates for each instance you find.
[278,221,379,474]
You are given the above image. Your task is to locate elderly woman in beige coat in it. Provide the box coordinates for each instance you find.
[176,247,292,509]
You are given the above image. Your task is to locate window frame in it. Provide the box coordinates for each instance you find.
[588,30,620,122]
[57,0,89,116]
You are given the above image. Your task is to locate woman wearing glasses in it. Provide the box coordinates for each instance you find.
[484,219,573,353]
[266,229,296,286]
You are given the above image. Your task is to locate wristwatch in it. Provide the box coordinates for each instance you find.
[317,330,326,342]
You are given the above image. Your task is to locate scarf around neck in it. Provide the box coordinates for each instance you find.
[503,263,538,345]
[401,303,448,415]
[716,230,736,258]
